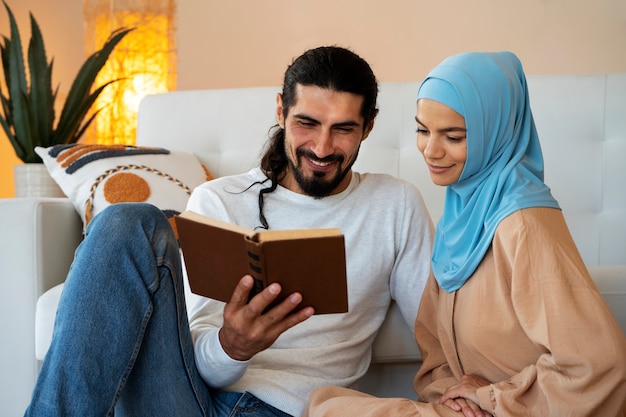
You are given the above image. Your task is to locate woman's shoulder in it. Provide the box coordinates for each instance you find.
[493,207,573,258]
[497,207,565,235]
[493,207,585,271]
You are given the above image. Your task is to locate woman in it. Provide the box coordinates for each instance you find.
[303,51,626,417]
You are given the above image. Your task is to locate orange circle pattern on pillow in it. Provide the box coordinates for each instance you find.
[84,163,194,225]
[103,172,151,204]
[35,144,214,233]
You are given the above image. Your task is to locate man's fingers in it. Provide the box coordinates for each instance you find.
[267,295,315,330]
[229,275,255,306]
[221,278,314,361]
[243,282,283,316]
[248,284,314,332]
[262,290,303,318]
[230,277,314,324]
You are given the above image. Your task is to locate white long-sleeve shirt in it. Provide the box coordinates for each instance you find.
[185,168,433,416]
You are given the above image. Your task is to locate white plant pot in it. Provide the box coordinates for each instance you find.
[14,164,65,198]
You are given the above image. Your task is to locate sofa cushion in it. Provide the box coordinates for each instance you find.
[36,144,213,232]
[35,283,64,360]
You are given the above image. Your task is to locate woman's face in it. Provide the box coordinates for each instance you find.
[415,98,467,186]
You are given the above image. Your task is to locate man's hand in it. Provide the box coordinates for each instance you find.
[440,374,493,417]
[218,275,314,361]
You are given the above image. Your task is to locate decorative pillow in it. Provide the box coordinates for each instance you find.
[36,144,213,233]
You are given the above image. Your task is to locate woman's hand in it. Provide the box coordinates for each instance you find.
[440,374,493,417]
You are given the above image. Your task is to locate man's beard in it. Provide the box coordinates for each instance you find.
[288,148,359,198]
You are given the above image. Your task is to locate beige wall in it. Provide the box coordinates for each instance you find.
[0,0,84,198]
[2,0,626,197]
[176,0,626,90]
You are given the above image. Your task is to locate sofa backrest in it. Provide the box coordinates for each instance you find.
[137,74,626,268]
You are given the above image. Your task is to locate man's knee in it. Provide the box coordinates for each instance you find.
[87,203,171,238]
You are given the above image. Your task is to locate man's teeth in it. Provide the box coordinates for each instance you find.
[311,159,331,167]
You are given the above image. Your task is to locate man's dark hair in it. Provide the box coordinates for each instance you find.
[254,46,379,229]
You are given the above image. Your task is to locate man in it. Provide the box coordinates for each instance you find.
[25,46,433,417]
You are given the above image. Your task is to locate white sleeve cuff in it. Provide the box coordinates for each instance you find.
[194,328,250,388]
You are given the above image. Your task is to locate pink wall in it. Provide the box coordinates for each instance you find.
[2,0,626,197]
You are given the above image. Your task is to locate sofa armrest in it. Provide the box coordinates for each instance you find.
[0,197,82,412]
[0,198,83,294]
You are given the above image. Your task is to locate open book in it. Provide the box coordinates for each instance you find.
[174,211,348,314]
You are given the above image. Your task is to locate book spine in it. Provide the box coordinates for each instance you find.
[244,238,266,299]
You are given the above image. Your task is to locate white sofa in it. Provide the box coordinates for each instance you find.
[2,74,626,416]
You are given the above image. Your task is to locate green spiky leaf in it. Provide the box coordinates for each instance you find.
[0,1,133,163]
[54,27,133,145]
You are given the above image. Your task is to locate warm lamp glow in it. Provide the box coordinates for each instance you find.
[84,1,176,145]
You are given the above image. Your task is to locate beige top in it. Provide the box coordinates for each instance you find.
[414,207,626,416]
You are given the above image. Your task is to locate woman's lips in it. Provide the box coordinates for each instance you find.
[427,163,452,174]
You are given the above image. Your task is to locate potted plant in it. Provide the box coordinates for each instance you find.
[0,1,132,195]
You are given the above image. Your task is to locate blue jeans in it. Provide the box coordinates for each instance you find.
[24,203,292,417]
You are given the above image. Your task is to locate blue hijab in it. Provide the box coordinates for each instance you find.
[417,51,560,292]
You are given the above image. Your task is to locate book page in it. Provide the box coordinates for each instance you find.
[179,210,341,242]
[252,228,342,242]
[178,210,254,236]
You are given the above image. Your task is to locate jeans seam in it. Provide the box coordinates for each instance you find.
[164,258,210,417]
[228,392,293,417]
[229,392,257,416]
[110,303,154,414]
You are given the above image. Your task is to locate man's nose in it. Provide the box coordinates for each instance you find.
[311,129,334,158]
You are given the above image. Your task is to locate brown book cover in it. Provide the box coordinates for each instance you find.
[174,211,348,314]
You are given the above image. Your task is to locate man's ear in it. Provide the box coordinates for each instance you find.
[276,93,285,128]
[361,114,377,142]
